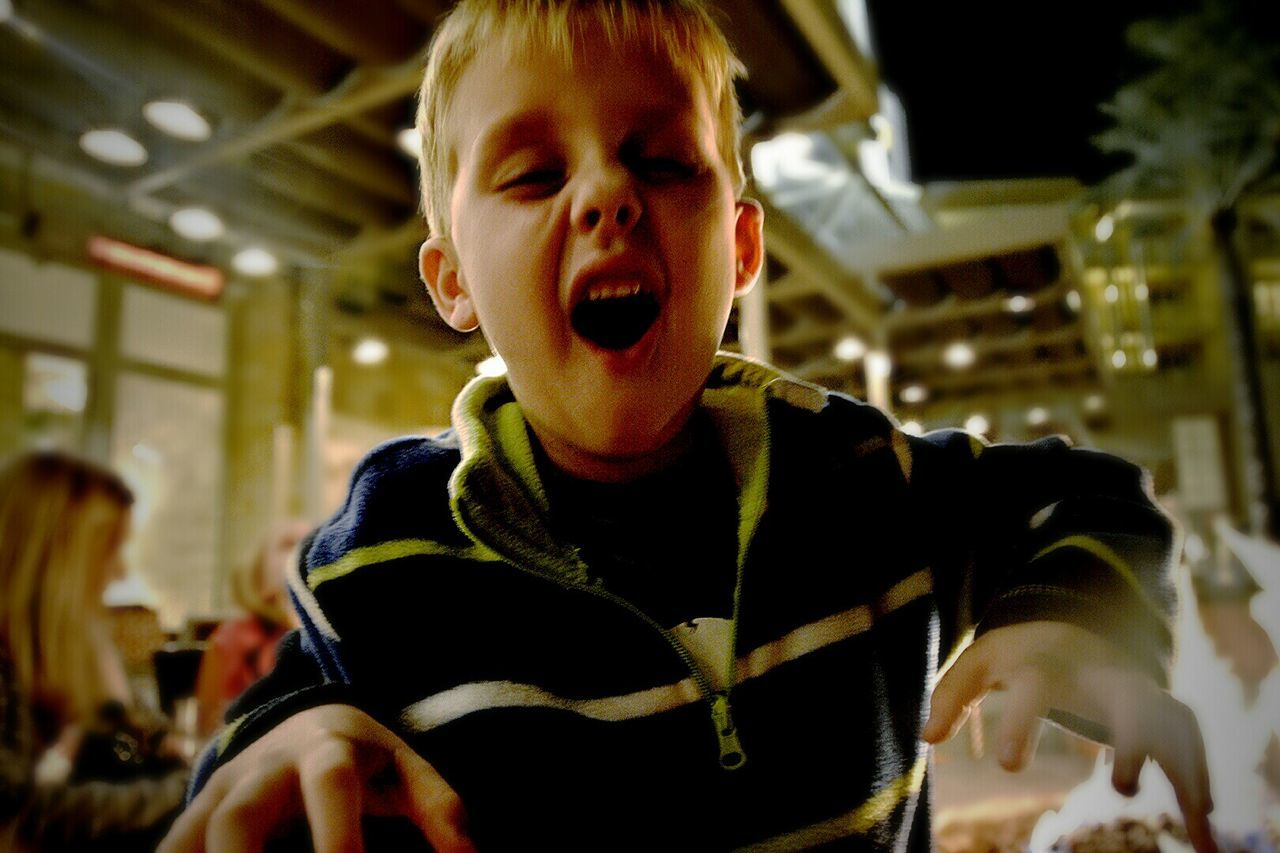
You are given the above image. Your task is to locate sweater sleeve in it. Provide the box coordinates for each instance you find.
[908,429,1179,686]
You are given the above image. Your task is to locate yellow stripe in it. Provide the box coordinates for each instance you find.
[734,754,928,851]
[1031,534,1165,622]
[216,713,249,757]
[308,538,501,590]
[891,429,913,483]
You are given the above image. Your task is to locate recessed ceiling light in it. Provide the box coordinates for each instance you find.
[232,246,278,277]
[1094,214,1114,243]
[901,420,923,436]
[1104,284,1120,303]
[864,350,891,381]
[1066,290,1082,312]
[833,335,866,362]
[476,355,507,377]
[1142,348,1158,368]
[353,337,389,366]
[1027,407,1049,426]
[169,207,224,241]
[1085,394,1105,413]
[943,341,975,370]
[80,128,148,166]
[1004,295,1034,313]
[0,0,13,24]
[964,413,989,436]
[1135,284,1149,300]
[397,127,422,159]
[899,384,928,404]
[1111,350,1127,369]
[143,100,211,141]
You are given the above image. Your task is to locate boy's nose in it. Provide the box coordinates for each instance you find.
[573,167,642,240]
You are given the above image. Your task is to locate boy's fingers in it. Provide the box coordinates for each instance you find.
[158,768,235,853]
[394,745,477,853]
[1109,704,1144,797]
[1148,703,1216,853]
[204,763,300,852]
[299,738,366,853]
[993,670,1048,771]
[923,645,991,743]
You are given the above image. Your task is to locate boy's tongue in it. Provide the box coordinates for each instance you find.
[571,289,660,351]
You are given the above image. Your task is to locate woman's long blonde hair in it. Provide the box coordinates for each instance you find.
[0,450,134,721]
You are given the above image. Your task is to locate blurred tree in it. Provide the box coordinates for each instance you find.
[1094,0,1280,539]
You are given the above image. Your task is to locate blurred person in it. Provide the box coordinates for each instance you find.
[194,519,308,737]
[0,450,187,852]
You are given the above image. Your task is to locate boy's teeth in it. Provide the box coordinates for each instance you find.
[586,281,643,301]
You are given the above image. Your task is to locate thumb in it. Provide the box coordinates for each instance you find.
[923,644,990,744]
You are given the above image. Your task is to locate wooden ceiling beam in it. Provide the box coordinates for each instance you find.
[258,0,427,65]
[778,0,878,120]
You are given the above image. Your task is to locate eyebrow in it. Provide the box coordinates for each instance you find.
[470,110,558,172]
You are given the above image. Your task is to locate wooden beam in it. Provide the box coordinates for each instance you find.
[779,0,878,119]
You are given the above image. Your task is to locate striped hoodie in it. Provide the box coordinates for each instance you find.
[192,353,1177,851]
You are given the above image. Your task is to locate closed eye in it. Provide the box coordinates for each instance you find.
[635,157,698,182]
[499,169,564,196]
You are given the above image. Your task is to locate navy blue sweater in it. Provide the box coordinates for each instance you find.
[192,354,1177,851]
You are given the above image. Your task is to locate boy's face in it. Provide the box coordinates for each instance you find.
[421,30,763,478]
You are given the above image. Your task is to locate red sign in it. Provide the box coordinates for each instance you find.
[87,235,224,299]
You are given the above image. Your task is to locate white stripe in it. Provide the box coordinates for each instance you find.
[401,570,933,733]
[288,540,340,643]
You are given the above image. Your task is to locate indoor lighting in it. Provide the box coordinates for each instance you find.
[0,0,13,23]
[1142,348,1158,368]
[964,414,990,436]
[833,335,866,362]
[1084,394,1105,413]
[476,355,507,377]
[901,420,923,436]
[232,246,278,277]
[1111,350,1127,369]
[1004,295,1034,313]
[899,384,928,405]
[352,337,389,366]
[1104,284,1119,303]
[864,350,891,381]
[1066,290,1082,312]
[397,128,422,159]
[169,207,224,241]
[1094,214,1114,243]
[143,100,211,141]
[80,128,147,166]
[1135,283,1149,300]
[1027,407,1049,427]
[943,341,975,370]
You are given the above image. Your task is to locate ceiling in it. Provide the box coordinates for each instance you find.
[1,0,1205,434]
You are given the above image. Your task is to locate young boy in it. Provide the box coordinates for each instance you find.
[164,2,1216,850]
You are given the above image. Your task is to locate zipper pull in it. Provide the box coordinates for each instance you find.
[711,693,746,770]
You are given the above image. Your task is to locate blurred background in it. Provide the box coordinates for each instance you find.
[1,0,1277,848]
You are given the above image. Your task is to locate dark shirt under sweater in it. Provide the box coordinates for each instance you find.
[536,415,739,629]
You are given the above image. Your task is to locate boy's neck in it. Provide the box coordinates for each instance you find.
[527,408,700,484]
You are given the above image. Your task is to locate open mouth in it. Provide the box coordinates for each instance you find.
[570,284,661,351]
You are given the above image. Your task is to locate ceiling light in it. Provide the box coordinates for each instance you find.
[901,420,922,436]
[899,384,928,405]
[397,127,422,159]
[169,207,224,241]
[0,0,12,23]
[1111,350,1127,369]
[1085,394,1105,413]
[1135,284,1149,300]
[1094,214,1114,243]
[943,341,975,370]
[1066,290,1082,312]
[964,414,989,436]
[232,246,278,277]
[79,128,147,166]
[476,355,507,377]
[1142,348,1158,368]
[1104,284,1119,303]
[352,337,389,366]
[143,100,211,141]
[1027,407,1049,427]
[1004,295,1034,313]
[833,335,866,362]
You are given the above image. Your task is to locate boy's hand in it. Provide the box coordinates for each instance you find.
[922,621,1217,853]
[158,704,475,853]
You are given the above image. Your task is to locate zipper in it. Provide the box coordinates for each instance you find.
[487,545,748,770]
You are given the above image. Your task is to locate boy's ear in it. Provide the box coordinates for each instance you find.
[733,198,765,297]
[419,236,479,332]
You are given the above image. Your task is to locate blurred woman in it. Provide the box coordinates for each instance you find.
[194,518,308,736]
[0,450,187,852]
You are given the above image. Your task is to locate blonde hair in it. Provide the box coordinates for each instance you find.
[0,451,133,721]
[229,521,303,628]
[416,0,747,237]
